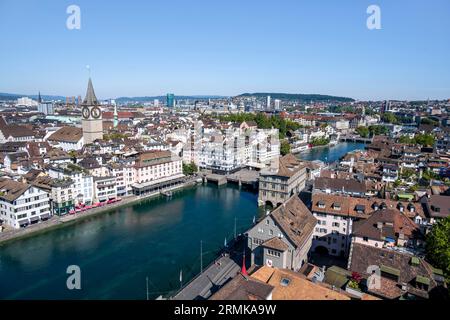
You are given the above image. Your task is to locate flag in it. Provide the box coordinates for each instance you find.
[179,270,182,283]
[224,237,227,247]
[241,252,248,276]
[252,216,256,224]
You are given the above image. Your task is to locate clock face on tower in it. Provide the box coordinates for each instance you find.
[82,107,90,119]
[91,106,101,119]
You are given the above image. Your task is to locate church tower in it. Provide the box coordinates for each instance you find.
[81,78,103,144]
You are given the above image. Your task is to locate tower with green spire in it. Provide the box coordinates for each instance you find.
[113,103,118,128]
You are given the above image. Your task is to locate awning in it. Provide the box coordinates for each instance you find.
[40,213,50,220]
[18,219,28,226]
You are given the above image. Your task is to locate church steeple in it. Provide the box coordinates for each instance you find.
[113,103,119,128]
[38,91,42,103]
[82,78,99,106]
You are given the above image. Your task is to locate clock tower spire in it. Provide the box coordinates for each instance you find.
[81,77,103,145]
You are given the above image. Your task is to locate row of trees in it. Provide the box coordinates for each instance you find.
[217,114,301,139]
[398,133,435,147]
[310,137,330,146]
[355,125,389,138]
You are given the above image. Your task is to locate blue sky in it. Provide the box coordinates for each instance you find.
[0,0,449,100]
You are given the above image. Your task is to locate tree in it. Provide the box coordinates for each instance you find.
[426,217,450,284]
[182,162,198,175]
[414,133,435,147]
[382,113,398,124]
[280,140,291,156]
[356,126,369,138]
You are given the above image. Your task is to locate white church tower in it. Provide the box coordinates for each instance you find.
[81,78,103,144]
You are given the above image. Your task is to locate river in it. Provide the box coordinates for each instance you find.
[0,185,261,300]
[296,142,366,163]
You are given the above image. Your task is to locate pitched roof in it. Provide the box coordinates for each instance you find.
[314,177,366,194]
[263,154,305,178]
[82,78,99,106]
[0,117,35,138]
[209,273,274,300]
[352,209,422,242]
[48,126,83,143]
[251,266,351,300]
[311,193,425,219]
[262,237,289,252]
[348,243,438,299]
[270,195,317,249]
[425,195,450,219]
[0,177,31,202]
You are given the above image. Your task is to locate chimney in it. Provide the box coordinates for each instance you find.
[377,222,383,230]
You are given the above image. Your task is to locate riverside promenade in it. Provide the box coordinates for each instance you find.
[0,178,199,245]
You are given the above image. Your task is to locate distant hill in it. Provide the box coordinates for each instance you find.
[115,95,228,103]
[236,93,354,102]
[0,92,66,101]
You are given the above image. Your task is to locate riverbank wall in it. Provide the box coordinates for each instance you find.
[0,179,199,246]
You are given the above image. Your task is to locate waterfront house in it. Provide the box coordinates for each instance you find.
[93,176,118,203]
[131,150,184,196]
[247,195,317,271]
[258,153,307,207]
[0,177,51,229]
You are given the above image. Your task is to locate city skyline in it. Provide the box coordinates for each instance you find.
[1,0,449,100]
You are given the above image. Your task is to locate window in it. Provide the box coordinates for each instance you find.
[269,229,273,236]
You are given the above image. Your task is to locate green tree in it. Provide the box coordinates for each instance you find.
[182,162,198,175]
[426,217,450,284]
[356,126,369,138]
[382,113,398,124]
[280,140,291,156]
[414,133,435,147]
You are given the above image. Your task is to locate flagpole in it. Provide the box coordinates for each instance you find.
[146,276,149,301]
[200,240,203,274]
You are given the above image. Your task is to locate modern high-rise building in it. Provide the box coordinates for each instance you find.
[266,96,271,109]
[274,99,281,111]
[167,93,175,108]
[81,78,103,144]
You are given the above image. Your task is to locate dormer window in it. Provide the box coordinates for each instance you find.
[318,201,325,209]
[431,205,440,213]
[333,203,341,210]
[398,203,404,212]
[380,202,387,210]
[355,205,365,214]
[408,204,415,213]
[372,202,379,210]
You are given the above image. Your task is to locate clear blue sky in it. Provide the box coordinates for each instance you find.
[0,0,449,100]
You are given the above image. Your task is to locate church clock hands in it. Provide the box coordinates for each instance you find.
[82,106,90,119]
[91,106,102,119]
